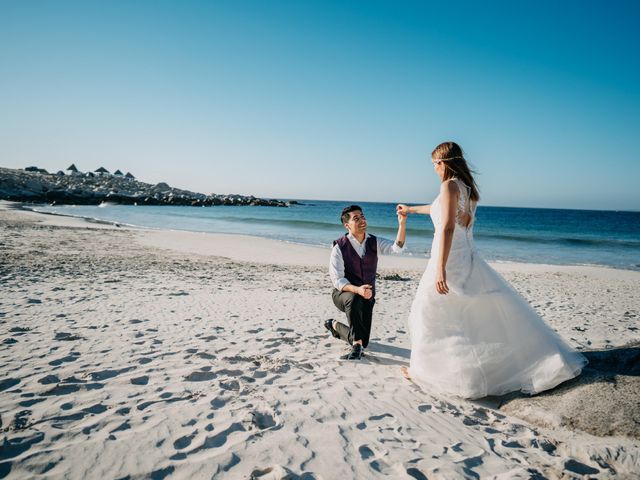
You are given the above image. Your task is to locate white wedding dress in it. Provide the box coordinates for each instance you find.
[408,178,587,399]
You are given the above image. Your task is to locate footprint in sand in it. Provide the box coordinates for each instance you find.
[463,416,480,426]
[368,413,394,422]
[559,459,601,477]
[406,467,428,480]
[54,332,84,341]
[110,420,131,433]
[0,378,21,392]
[0,431,45,461]
[11,410,32,430]
[38,375,59,385]
[502,440,525,448]
[248,410,277,430]
[89,367,135,381]
[173,432,196,450]
[170,422,245,461]
[9,326,30,335]
[249,466,299,479]
[358,444,375,460]
[18,398,45,408]
[184,371,217,382]
[41,384,80,396]
[48,352,80,366]
[215,369,244,377]
[219,379,240,391]
[130,375,149,385]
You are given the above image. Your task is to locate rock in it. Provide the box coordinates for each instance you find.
[0,167,289,207]
[153,182,171,192]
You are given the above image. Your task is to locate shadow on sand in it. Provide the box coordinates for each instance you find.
[495,343,640,439]
[580,344,640,376]
[365,342,410,366]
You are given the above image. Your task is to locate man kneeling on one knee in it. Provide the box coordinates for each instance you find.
[326,205,407,360]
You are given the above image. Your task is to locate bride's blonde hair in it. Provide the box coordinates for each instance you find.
[432,141,480,202]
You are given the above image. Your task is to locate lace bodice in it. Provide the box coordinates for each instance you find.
[430,178,477,233]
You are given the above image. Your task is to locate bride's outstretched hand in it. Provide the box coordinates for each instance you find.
[435,270,449,294]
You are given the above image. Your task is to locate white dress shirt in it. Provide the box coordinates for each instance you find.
[329,233,405,291]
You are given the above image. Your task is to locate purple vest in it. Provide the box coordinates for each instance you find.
[334,234,378,297]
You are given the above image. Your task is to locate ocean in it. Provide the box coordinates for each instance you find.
[32,200,640,271]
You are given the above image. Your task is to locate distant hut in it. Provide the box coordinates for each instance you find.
[66,163,80,175]
[125,172,135,180]
[24,166,49,174]
[56,170,65,176]
[85,171,95,178]
[95,166,110,176]
[114,169,124,177]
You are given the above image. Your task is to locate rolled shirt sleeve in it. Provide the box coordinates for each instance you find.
[377,236,405,255]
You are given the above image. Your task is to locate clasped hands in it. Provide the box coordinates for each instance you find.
[357,284,373,300]
[396,204,410,218]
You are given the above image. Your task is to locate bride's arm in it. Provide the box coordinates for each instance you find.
[436,180,460,295]
[396,204,431,215]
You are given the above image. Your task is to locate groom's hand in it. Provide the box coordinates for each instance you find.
[358,285,373,300]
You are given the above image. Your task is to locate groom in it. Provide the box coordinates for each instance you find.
[326,205,407,360]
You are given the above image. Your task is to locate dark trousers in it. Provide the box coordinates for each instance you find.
[331,289,375,348]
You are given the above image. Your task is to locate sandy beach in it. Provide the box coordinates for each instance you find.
[1,201,639,479]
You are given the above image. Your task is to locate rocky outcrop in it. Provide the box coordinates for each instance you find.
[0,167,290,207]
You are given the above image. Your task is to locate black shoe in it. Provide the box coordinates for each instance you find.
[341,343,363,360]
[324,319,340,339]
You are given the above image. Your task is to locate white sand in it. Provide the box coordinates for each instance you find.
[1,202,639,479]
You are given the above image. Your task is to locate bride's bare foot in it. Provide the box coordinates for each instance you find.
[400,366,411,380]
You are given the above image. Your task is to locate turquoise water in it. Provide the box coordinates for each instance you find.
[33,201,640,270]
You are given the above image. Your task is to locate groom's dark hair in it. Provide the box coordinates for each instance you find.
[340,205,363,224]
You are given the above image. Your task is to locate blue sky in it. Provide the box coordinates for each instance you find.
[1,1,638,210]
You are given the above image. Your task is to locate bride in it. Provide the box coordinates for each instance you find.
[397,141,587,399]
